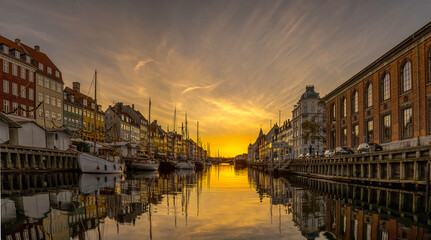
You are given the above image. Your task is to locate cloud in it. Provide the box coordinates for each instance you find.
[134,58,158,72]
[181,82,222,94]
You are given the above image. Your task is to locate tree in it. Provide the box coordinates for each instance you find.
[302,118,326,146]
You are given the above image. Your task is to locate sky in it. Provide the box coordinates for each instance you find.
[1,0,430,157]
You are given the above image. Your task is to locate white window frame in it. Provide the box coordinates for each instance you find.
[3,61,9,73]
[38,62,43,70]
[21,67,26,79]
[20,86,26,98]
[3,100,10,112]
[12,83,18,96]
[3,80,9,93]
[12,64,17,76]
[29,88,34,100]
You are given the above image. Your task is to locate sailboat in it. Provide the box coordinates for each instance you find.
[78,70,125,174]
[175,113,194,170]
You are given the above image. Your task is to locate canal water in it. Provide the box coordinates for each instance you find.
[2,164,431,239]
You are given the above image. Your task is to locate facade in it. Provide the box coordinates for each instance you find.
[63,84,83,132]
[292,86,326,158]
[66,82,105,142]
[0,37,37,119]
[105,103,138,143]
[21,43,64,130]
[120,104,148,143]
[149,120,166,154]
[324,21,431,150]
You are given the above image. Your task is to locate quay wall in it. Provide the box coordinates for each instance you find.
[288,146,431,188]
[0,144,79,172]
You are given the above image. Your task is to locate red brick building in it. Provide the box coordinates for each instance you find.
[324,21,431,150]
[0,37,37,118]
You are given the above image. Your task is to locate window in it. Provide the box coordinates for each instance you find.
[29,88,34,100]
[382,114,391,142]
[352,91,358,113]
[366,120,373,143]
[330,103,336,121]
[12,102,18,115]
[51,112,56,121]
[12,83,18,96]
[38,62,43,70]
[14,51,20,59]
[57,83,61,93]
[401,61,412,92]
[20,86,26,98]
[57,98,61,108]
[366,83,373,108]
[57,113,62,123]
[402,108,413,139]
[55,70,60,78]
[3,100,10,113]
[341,98,347,118]
[38,109,43,118]
[51,81,56,91]
[382,74,390,101]
[45,110,50,120]
[12,64,17,76]
[45,94,50,105]
[21,105,26,117]
[38,92,43,102]
[428,49,431,83]
[45,78,49,88]
[352,124,359,146]
[3,61,9,73]
[47,67,52,74]
[21,67,26,79]
[29,71,33,82]
[3,80,9,93]
[342,127,347,146]
[64,104,67,111]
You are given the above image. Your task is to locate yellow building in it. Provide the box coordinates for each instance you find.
[67,82,105,142]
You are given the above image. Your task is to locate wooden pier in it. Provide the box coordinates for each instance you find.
[0,144,79,172]
[249,146,431,189]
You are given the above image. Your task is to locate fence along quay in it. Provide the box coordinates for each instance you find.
[287,146,431,189]
[0,144,79,172]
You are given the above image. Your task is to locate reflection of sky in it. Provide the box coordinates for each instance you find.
[1,1,431,156]
[98,165,305,239]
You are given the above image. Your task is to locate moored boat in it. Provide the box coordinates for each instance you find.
[131,160,159,171]
[78,153,124,174]
[175,161,195,169]
[195,161,204,170]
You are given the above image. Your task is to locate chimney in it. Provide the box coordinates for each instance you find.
[72,82,80,93]
[34,45,40,52]
[132,104,134,110]
[15,39,21,45]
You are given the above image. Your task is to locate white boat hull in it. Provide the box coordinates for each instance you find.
[78,153,125,174]
[175,162,195,169]
[132,162,159,171]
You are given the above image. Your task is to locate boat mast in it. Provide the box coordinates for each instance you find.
[185,112,188,160]
[148,97,151,156]
[93,70,97,154]
[196,121,199,161]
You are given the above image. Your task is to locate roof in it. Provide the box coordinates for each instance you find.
[324,21,431,101]
[0,113,21,128]
[21,42,63,83]
[6,115,45,129]
[300,86,319,100]
[0,36,35,68]
[65,87,104,114]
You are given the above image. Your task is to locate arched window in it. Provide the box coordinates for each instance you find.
[352,91,358,113]
[330,103,336,121]
[341,97,347,118]
[401,61,412,92]
[366,83,373,108]
[428,49,431,83]
[382,73,390,101]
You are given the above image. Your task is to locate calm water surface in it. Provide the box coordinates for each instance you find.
[2,164,431,239]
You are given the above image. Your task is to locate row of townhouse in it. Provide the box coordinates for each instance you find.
[248,85,325,162]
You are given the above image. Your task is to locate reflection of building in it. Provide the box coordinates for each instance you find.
[291,188,326,240]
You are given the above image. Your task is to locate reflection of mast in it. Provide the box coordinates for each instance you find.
[96,190,101,240]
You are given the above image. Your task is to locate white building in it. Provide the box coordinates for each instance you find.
[292,86,326,159]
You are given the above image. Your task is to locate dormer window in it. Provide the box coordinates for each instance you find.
[71,95,75,102]
[12,50,20,59]
[91,103,95,109]
[83,99,87,106]
[38,63,44,70]
[1,44,9,53]
[47,67,52,74]
[22,55,31,63]
[55,71,60,78]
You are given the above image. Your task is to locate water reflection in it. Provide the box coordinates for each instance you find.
[2,166,431,240]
